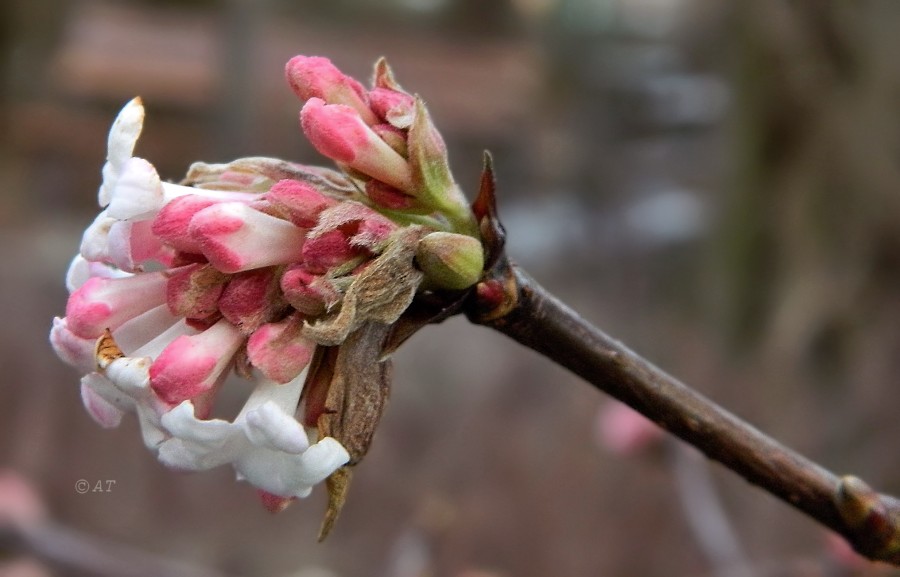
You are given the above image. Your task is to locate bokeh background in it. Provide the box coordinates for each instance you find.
[3,0,900,576]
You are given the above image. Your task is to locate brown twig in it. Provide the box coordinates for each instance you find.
[464,261,900,564]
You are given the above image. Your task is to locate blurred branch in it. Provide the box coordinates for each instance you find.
[668,442,754,577]
[1,520,235,577]
[466,262,900,566]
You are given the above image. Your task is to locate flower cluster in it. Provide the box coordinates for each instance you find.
[50,56,485,511]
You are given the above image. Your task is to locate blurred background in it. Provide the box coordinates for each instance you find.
[3,0,900,575]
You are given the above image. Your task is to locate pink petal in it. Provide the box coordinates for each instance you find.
[50,317,96,373]
[257,490,295,513]
[365,180,419,211]
[247,315,314,384]
[189,203,306,273]
[149,319,244,404]
[301,229,361,274]
[107,219,172,271]
[279,267,339,315]
[300,98,414,193]
[284,56,378,124]
[151,195,220,254]
[218,268,286,334]
[264,179,336,228]
[65,270,170,339]
[368,87,415,129]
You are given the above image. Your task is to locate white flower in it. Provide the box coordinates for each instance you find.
[99,97,145,207]
[158,374,350,498]
[52,95,367,510]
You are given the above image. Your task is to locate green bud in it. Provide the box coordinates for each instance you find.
[416,232,485,290]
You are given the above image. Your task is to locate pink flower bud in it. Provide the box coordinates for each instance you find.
[365,180,420,211]
[354,216,397,251]
[280,266,339,315]
[369,87,415,129]
[300,98,414,193]
[218,268,287,334]
[151,195,221,254]
[50,317,97,373]
[166,263,229,320]
[309,200,399,250]
[370,123,408,156]
[285,56,378,125]
[264,179,336,228]
[247,314,314,383]
[301,229,362,274]
[189,203,306,273]
[150,319,244,404]
[65,270,171,338]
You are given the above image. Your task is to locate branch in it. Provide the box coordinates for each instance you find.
[1,520,234,577]
[465,262,900,565]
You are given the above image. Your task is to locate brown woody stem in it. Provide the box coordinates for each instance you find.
[465,262,900,565]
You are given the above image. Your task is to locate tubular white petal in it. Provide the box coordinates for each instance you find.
[100,97,146,207]
[103,356,152,391]
[113,305,187,356]
[243,401,310,454]
[50,317,96,373]
[80,380,125,428]
[65,255,131,293]
[233,436,349,498]
[79,211,116,262]
[105,158,164,220]
[160,401,235,444]
[107,98,145,167]
[81,373,135,413]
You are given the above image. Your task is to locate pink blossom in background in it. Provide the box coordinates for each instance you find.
[595,401,665,456]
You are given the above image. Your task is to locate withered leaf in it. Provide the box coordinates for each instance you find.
[314,321,393,540]
[95,329,125,369]
[317,321,393,464]
[318,466,352,541]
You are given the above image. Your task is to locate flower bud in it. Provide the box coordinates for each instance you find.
[300,98,414,193]
[285,56,378,125]
[149,319,244,404]
[188,202,306,273]
[369,88,415,129]
[264,179,336,228]
[246,314,314,384]
[415,232,484,290]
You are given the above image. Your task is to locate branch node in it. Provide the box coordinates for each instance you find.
[835,475,900,563]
